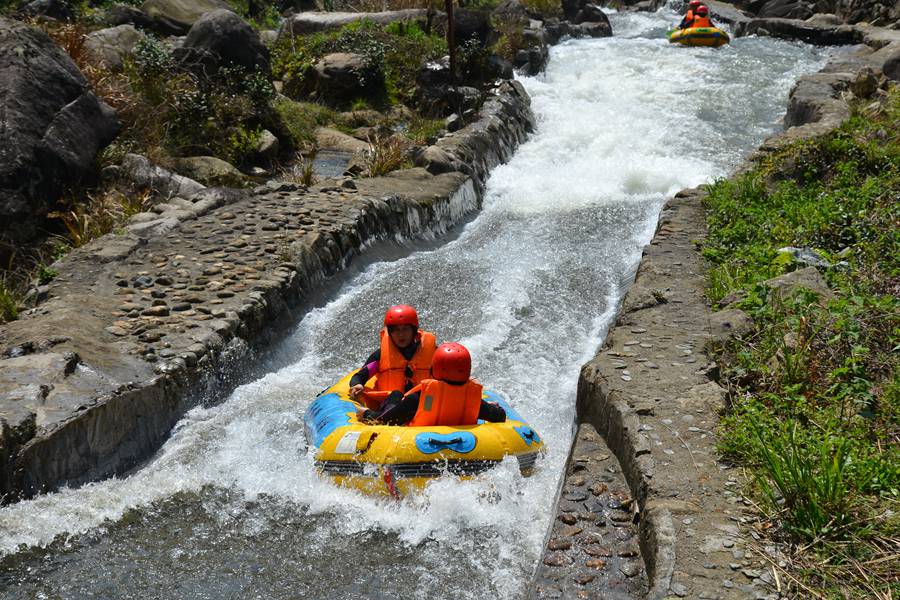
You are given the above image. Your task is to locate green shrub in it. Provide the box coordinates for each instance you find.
[274,97,342,147]
[520,0,561,18]
[405,116,444,144]
[0,275,22,323]
[272,20,447,108]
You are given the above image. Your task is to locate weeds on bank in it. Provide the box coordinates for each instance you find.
[363,133,408,175]
[704,87,900,597]
[50,189,152,248]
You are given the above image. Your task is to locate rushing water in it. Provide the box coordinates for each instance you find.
[0,8,830,600]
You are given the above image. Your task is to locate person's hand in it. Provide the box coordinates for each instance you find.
[349,384,364,400]
[356,407,369,421]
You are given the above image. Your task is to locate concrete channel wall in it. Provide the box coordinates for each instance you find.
[0,81,535,503]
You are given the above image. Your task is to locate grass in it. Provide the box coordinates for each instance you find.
[363,133,409,176]
[405,115,444,144]
[705,87,900,598]
[49,189,152,248]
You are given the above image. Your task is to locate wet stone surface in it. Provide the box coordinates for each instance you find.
[532,423,647,600]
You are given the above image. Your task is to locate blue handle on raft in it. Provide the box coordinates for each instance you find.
[415,432,477,454]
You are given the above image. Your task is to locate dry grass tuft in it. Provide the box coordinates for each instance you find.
[363,133,407,176]
[49,188,153,248]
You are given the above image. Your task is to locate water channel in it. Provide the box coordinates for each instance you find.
[0,7,831,599]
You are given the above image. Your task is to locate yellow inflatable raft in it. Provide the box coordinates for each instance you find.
[667,26,730,47]
[304,373,545,498]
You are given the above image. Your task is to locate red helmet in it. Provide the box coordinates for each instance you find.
[688,0,701,8]
[696,4,708,14]
[431,342,471,382]
[384,304,419,328]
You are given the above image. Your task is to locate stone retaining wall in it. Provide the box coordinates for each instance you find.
[0,80,534,503]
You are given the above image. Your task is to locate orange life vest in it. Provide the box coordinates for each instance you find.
[407,378,483,427]
[681,9,694,26]
[691,15,711,27]
[375,329,436,392]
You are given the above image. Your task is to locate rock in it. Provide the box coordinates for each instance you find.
[417,145,456,175]
[315,127,369,153]
[548,538,572,550]
[309,52,381,106]
[84,25,146,72]
[445,113,463,132]
[19,0,74,20]
[486,54,514,80]
[119,154,206,198]
[884,47,900,82]
[585,558,606,568]
[736,17,860,45]
[0,18,120,249]
[543,552,570,567]
[757,0,814,20]
[438,8,492,44]
[172,156,245,187]
[575,3,611,26]
[560,0,587,20]
[784,71,853,129]
[278,9,428,38]
[254,130,280,163]
[763,266,833,302]
[708,308,754,346]
[104,4,155,28]
[175,9,270,77]
[574,573,595,585]
[576,21,613,37]
[140,0,233,35]
[804,12,842,26]
[850,66,880,98]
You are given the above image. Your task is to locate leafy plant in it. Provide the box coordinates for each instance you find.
[0,274,22,323]
[36,264,58,285]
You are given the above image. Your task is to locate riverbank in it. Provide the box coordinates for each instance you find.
[534,19,899,600]
[0,80,533,502]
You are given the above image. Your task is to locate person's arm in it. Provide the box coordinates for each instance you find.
[349,350,380,391]
[478,400,506,423]
[361,391,420,425]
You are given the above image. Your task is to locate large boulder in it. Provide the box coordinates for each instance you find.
[278,10,428,38]
[19,0,74,21]
[175,9,270,77]
[293,52,382,106]
[139,0,233,35]
[84,24,146,72]
[884,46,900,81]
[0,18,119,249]
[117,153,205,198]
[757,0,815,19]
[104,3,156,28]
[172,156,245,187]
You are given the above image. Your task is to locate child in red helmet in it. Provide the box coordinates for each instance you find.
[358,342,506,426]
[678,0,702,29]
[348,305,437,408]
[691,5,713,28]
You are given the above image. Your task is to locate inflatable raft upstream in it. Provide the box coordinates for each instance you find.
[667,26,730,47]
[304,373,545,498]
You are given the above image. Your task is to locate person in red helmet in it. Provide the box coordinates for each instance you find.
[348,305,437,409]
[678,0,702,28]
[690,5,713,28]
[358,342,506,426]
